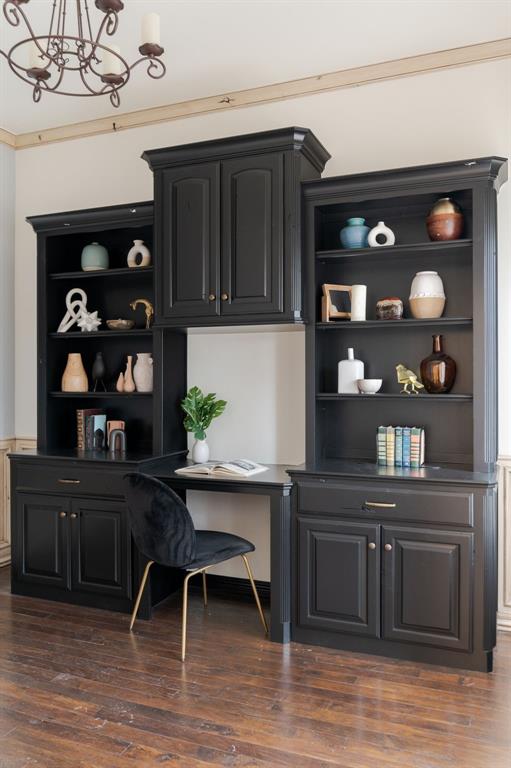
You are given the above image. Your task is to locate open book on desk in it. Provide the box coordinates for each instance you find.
[175,460,268,478]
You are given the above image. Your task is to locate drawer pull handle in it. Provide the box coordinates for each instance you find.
[58,479,81,485]
[59,511,67,518]
[384,544,393,552]
[368,542,376,550]
[365,501,396,509]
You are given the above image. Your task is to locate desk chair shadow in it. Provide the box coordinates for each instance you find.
[124,473,268,661]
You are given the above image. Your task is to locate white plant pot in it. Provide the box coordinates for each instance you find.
[192,439,210,463]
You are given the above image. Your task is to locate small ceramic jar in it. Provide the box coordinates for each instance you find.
[340,217,369,249]
[409,271,446,319]
[81,242,109,271]
[368,221,395,247]
[376,297,403,320]
[426,197,463,241]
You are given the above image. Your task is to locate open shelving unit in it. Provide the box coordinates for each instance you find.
[30,202,187,458]
[303,159,506,475]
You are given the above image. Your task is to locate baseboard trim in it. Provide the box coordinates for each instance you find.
[190,574,271,604]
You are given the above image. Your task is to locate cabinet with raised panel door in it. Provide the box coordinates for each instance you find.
[144,127,330,326]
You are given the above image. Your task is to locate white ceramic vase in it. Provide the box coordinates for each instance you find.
[338,348,364,394]
[350,284,367,321]
[127,239,152,268]
[192,439,210,463]
[409,271,446,319]
[368,221,395,247]
[133,352,153,392]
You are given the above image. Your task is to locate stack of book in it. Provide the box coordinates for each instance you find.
[77,409,107,451]
[377,426,425,468]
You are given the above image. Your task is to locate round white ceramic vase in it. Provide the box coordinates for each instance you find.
[127,239,152,268]
[367,221,395,247]
[133,352,153,392]
[192,439,210,463]
[409,271,446,319]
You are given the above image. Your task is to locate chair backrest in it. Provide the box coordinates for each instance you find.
[123,472,196,567]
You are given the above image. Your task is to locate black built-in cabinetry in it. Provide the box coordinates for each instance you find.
[9,131,507,672]
[289,157,507,671]
[143,127,330,325]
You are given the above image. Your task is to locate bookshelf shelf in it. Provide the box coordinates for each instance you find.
[316,239,472,262]
[49,392,152,398]
[316,393,473,401]
[49,329,153,339]
[49,266,153,280]
[316,318,473,330]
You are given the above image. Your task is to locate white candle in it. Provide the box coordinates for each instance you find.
[141,12,160,45]
[102,45,122,76]
[350,285,367,322]
[29,40,45,70]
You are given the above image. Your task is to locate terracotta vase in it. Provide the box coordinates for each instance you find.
[133,352,153,392]
[61,353,88,392]
[123,355,136,393]
[420,335,456,394]
[426,197,464,241]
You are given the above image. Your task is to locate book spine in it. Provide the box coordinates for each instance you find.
[76,410,85,451]
[85,415,93,451]
[411,427,422,469]
[402,427,411,468]
[377,426,386,466]
[386,426,395,467]
[395,427,403,467]
[420,428,425,467]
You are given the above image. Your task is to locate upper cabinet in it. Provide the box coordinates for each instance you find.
[143,128,330,326]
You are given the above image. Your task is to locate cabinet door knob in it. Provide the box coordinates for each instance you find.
[368,542,376,550]
[59,511,67,518]
[208,293,216,302]
[70,512,78,519]
[384,543,393,551]
[221,292,229,301]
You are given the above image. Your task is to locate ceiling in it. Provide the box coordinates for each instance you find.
[1,0,510,134]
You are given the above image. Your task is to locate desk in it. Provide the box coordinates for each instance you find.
[140,459,295,643]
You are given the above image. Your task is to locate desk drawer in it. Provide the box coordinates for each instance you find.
[14,462,126,498]
[298,481,474,527]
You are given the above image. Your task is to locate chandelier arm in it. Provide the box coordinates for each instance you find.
[48,1,58,52]
[130,55,167,80]
[3,1,39,40]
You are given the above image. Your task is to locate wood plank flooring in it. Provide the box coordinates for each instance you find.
[0,566,510,768]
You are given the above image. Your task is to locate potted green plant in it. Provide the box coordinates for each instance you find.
[181,386,227,462]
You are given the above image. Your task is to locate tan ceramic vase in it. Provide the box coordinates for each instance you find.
[123,355,136,393]
[61,353,88,392]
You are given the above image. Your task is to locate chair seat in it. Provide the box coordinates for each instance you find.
[185,530,255,570]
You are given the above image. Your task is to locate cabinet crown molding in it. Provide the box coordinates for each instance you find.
[142,126,331,173]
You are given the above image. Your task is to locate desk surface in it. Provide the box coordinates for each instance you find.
[141,458,295,495]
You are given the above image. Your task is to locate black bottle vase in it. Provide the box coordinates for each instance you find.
[420,335,456,394]
[92,352,107,392]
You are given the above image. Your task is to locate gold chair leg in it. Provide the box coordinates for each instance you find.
[241,554,269,635]
[202,571,208,607]
[130,560,154,631]
[182,567,208,662]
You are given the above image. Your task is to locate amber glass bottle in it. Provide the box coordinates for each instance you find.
[420,335,456,394]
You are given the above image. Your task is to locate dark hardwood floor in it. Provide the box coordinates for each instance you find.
[0,566,510,768]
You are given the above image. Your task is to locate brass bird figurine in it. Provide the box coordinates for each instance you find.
[396,363,424,395]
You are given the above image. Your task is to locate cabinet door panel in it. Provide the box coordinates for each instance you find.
[298,517,380,636]
[221,154,283,315]
[160,163,219,319]
[71,498,130,598]
[15,493,69,589]
[383,526,472,651]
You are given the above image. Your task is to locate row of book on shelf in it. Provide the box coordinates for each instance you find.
[77,409,106,451]
[377,426,425,468]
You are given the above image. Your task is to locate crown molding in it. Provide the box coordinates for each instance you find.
[2,37,510,150]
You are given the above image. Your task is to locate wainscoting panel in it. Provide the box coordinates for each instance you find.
[498,457,511,631]
[0,437,36,566]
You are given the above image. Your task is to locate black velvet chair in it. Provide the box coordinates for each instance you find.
[123,472,268,660]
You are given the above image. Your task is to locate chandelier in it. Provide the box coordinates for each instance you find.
[0,0,166,107]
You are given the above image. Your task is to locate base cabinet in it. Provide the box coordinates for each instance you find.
[293,475,496,671]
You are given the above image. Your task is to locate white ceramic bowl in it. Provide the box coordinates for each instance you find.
[357,378,383,394]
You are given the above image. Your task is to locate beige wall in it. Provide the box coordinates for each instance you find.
[14,59,511,580]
